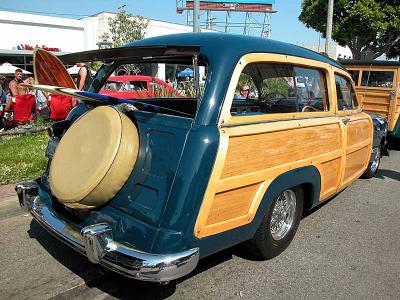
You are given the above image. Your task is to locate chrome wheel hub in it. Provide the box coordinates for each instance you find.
[270,189,297,241]
[370,147,380,173]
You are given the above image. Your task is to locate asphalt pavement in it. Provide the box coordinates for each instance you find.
[0,150,399,299]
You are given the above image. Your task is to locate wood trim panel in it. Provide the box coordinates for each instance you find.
[339,114,373,187]
[221,123,341,179]
[320,158,341,198]
[343,146,370,184]
[205,183,260,226]
[216,149,342,194]
[346,119,372,148]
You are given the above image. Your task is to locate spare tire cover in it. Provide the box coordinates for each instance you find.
[49,106,139,209]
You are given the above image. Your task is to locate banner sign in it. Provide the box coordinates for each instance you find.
[17,44,61,52]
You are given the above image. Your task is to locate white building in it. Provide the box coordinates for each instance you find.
[0,10,199,72]
[302,42,353,60]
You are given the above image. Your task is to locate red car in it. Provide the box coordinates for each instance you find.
[100,75,178,99]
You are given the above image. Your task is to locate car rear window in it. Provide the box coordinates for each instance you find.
[361,71,394,88]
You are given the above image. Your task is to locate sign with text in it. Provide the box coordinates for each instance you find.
[17,44,61,52]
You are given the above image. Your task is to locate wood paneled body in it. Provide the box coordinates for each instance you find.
[221,123,341,179]
[341,115,373,185]
[194,54,374,239]
[320,158,341,197]
[195,118,346,238]
[356,88,398,131]
[358,90,391,115]
[345,65,400,132]
[205,183,259,226]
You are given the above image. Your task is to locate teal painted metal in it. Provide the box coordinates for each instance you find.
[108,110,194,228]
[370,113,388,148]
[390,118,400,138]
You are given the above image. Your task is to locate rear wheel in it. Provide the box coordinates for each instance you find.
[249,187,304,259]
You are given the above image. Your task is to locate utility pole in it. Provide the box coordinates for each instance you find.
[325,0,334,57]
[193,0,200,33]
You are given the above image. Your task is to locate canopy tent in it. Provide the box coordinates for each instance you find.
[0,63,31,75]
[177,68,193,77]
[67,65,96,75]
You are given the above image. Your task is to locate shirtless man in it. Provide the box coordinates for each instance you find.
[76,62,91,90]
[8,69,27,97]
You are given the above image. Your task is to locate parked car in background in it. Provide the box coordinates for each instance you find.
[342,60,399,144]
[100,75,179,99]
[16,33,384,285]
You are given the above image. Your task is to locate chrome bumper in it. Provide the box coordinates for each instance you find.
[16,182,199,284]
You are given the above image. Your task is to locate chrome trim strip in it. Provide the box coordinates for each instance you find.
[221,114,338,128]
[30,196,199,283]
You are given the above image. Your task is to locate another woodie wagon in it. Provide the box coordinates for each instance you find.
[16,33,384,284]
[342,60,400,141]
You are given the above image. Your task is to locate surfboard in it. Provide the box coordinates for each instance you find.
[29,49,192,117]
[33,48,76,89]
[21,84,192,117]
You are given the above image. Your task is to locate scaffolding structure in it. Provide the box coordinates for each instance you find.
[177,0,276,37]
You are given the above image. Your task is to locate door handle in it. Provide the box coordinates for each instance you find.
[342,118,351,125]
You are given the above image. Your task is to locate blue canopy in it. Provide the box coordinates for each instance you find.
[177,68,193,77]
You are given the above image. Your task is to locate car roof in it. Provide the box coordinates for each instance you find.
[125,32,345,70]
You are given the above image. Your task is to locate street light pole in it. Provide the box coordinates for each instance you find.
[193,0,200,33]
[325,0,334,56]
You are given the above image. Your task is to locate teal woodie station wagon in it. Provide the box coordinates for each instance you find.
[15,33,386,284]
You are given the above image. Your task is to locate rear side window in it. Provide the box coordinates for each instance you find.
[348,70,360,85]
[361,71,394,88]
[335,74,359,110]
[231,63,329,116]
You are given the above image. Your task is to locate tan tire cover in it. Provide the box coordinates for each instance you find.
[49,106,139,209]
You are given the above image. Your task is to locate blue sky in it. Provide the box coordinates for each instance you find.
[0,0,322,46]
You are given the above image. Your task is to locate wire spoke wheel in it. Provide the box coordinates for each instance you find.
[249,186,303,259]
[269,189,297,241]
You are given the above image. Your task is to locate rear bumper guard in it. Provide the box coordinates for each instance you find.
[15,181,199,284]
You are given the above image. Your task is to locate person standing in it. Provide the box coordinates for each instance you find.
[0,76,7,104]
[76,62,92,90]
[8,69,27,97]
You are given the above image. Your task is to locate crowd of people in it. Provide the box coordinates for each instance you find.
[0,63,91,130]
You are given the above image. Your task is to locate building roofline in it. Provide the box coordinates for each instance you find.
[340,59,400,67]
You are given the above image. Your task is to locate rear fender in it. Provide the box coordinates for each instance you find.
[192,166,322,258]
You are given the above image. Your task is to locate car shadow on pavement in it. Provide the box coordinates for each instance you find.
[27,219,243,299]
[375,169,400,181]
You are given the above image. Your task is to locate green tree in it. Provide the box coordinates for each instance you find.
[99,8,149,74]
[299,0,400,60]
[100,8,149,48]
